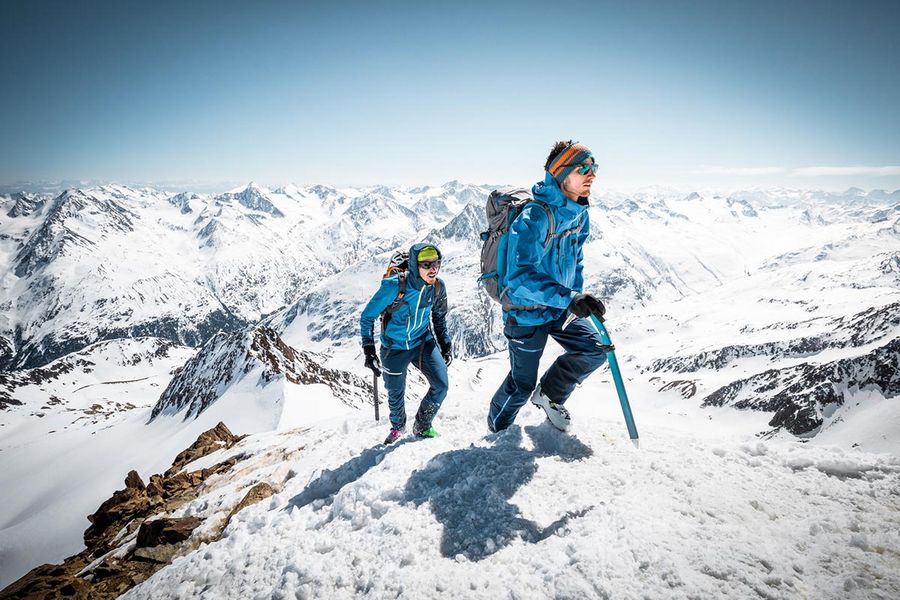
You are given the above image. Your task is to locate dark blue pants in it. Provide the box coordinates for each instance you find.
[380,339,448,430]
[488,314,608,432]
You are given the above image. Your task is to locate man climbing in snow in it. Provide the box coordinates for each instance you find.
[488,141,608,433]
[360,243,452,444]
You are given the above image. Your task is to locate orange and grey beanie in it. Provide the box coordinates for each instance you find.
[546,143,594,184]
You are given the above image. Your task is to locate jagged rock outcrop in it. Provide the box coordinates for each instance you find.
[5,192,45,218]
[701,338,900,435]
[0,337,185,411]
[84,423,245,556]
[650,302,900,374]
[149,326,369,421]
[14,190,135,278]
[135,516,204,548]
[0,422,260,600]
[222,482,276,530]
[165,421,244,475]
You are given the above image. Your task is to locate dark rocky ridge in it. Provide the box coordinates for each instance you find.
[0,422,276,600]
[701,338,900,435]
[7,309,246,371]
[14,190,136,279]
[5,192,46,218]
[650,302,900,374]
[150,326,369,421]
[0,338,184,412]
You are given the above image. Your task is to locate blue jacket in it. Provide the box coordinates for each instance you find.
[502,172,590,326]
[360,242,451,350]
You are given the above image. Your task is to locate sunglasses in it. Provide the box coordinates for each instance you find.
[419,260,441,271]
[563,162,598,175]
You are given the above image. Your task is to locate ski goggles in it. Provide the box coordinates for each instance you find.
[418,260,441,271]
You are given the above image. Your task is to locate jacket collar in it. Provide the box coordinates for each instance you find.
[533,171,590,208]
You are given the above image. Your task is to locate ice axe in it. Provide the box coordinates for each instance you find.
[368,362,382,422]
[563,311,640,447]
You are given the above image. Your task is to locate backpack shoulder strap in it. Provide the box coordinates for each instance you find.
[384,272,407,315]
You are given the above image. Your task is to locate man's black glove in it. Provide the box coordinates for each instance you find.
[363,345,381,376]
[568,293,606,319]
[439,341,453,367]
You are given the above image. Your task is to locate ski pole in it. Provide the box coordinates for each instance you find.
[584,314,640,448]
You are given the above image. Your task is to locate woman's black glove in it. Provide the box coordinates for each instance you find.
[568,293,606,319]
[439,341,453,366]
[363,345,381,376]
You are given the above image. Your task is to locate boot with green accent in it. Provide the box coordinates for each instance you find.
[414,425,439,439]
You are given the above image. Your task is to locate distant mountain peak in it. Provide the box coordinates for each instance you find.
[149,326,368,423]
[216,185,284,218]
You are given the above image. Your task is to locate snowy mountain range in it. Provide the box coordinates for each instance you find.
[1,181,899,596]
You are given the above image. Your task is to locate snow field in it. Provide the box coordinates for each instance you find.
[122,367,900,600]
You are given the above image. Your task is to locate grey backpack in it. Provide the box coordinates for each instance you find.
[477,188,554,306]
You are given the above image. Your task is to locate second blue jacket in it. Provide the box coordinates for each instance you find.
[502,172,590,326]
[360,242,451,350]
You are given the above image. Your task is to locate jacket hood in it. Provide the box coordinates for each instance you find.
[407,242,442,290]
[533,171,590,206]
[533,172,568,207]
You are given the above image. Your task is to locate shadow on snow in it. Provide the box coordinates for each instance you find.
[284,438,411,512]
[402,422,594,561]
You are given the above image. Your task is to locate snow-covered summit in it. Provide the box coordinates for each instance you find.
[150,325,370,427]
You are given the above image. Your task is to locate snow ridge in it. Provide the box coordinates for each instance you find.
[150,326,369,422]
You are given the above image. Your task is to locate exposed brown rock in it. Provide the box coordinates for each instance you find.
[0,557,88,600]
[132,544,180,564]
[1,422,252,600]
[222,482,277,531]
[124,470,145,491]
[136,517,203,548]
[84,471,152,555]
[165,421,244,476]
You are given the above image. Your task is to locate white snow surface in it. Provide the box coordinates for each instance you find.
[119,360,900,600]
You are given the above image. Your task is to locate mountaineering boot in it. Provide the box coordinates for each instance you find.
[384,428,403,445]
[413,423,439,438]
[530,384,571,431]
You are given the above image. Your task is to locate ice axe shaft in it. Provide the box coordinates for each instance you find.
[372,369,380,422]
[588,315,640,447]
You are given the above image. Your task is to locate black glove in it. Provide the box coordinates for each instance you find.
[568,293,606,319]
[439,341,453,367]
[363,345,381,376]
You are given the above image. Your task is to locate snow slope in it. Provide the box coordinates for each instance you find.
[0,331,368,588]
[118,358,900,600]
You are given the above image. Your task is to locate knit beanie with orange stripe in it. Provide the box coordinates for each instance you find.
[546,142,594,185]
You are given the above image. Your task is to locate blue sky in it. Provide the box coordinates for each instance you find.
[2,0,899,190]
